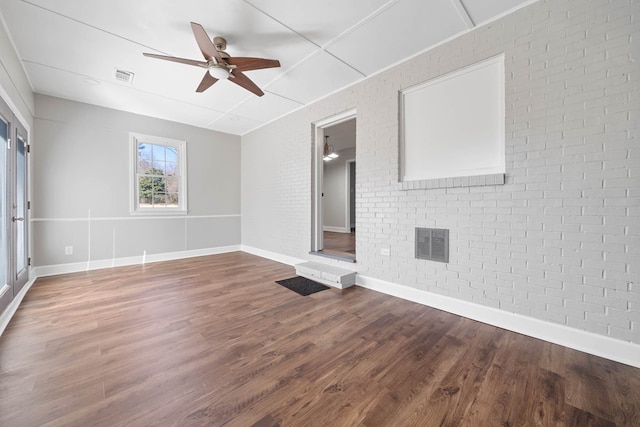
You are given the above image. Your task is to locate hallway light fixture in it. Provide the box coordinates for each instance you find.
[323,135,339,161]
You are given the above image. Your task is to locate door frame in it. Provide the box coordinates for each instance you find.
[0,90,30,317]
[11,118,29,295]
[345,159,356,231]
[311,109,356,253]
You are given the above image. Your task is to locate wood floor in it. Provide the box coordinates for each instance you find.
[322,230,356,259]
[1,252,639,426]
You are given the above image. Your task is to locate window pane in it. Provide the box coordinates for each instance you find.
[16,136,26,273]
[166,147,177,163]
[131,133,186,212]
[137,143,152,173]
[152,193,166,206]
[0,119,7,285]
[165,177,179,194]
[152,144,165,163]
[166,193,179,207]
[165,161,177,176]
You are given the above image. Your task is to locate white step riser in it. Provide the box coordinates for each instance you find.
[295,262,356,290]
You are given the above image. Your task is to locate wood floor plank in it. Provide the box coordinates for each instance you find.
[1,252,639,426]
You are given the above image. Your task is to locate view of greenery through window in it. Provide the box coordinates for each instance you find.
[137,142,179,208]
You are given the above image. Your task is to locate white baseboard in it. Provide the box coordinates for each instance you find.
[31,245,241,278]
[0,277,37,336]
[323,226,351,233]
[240,245,306,266]
[356,274,640,369]
[8,246,640,369]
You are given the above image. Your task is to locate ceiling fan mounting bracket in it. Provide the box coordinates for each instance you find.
[213,36,227,51]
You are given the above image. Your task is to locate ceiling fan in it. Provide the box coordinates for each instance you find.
[143,22,280,96]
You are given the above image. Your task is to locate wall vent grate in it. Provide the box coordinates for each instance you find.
[115,69,134,83]
[415,227,449,263]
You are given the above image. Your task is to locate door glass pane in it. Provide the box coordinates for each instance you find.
[0,119,6,285]
[16,135,26,273]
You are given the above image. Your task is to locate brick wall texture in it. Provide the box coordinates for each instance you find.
[242,0,640,344]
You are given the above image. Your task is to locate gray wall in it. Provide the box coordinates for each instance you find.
[323,147,356,231]
[242,0,640,344]
[32,95,241,267]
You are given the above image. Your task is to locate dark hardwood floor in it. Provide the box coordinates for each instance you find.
[1,252,639,426]
[322,230,355,259]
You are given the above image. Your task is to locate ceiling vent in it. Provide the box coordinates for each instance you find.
[115,69,134,84]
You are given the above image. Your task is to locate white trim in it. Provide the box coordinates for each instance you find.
[345,159,355,230]
[129,132,188,215]
[240,245,305,267]
[0,76,33,131]
[0,276,36,337]
[323,226,350,233]
[30,214,241,222]
[400,54,505,183]
[312,109,357,253]
[32,245,241,278]
[449,0,474,28]
[4,247,639,369]
[356,274,640,369]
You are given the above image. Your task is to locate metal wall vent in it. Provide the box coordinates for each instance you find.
[115,69,134,83]
[415,228,449,263]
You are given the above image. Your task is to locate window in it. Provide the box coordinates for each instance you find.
[400,55,505,186]
[130,133,187,214]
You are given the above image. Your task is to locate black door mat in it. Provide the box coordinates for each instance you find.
[275,276,330,296]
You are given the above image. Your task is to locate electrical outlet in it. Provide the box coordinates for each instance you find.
[65,246,73,255]
[381,248,390,256]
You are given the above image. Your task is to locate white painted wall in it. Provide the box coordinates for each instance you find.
[241,0,640,346]
[323,147,356,231]
[32,95,241,268]
[0,19,34,128]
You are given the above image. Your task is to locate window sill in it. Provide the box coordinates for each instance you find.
[400,173,505,191]
[130,209,188,216]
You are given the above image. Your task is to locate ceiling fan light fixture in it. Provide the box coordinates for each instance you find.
[208,65,230,80]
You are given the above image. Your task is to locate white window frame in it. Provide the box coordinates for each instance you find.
[129,132,188,215]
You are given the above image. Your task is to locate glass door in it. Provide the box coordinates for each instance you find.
[12,121,29,294]
[0,96,29,316]
[0,108,10,314]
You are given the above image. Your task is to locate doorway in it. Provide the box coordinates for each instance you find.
[312,110,356,261]
[0,96,29,316]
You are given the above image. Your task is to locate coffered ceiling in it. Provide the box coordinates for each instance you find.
[0,0,535,135]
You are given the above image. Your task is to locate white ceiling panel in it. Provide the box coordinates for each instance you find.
[460,0,533,25]
[267,51,364,104]
[244,0,394,47]
[0,0,540,135]
[207,113,264,135]
[25,62,224,128]
[326,0,468,76]
[230,92,303,123]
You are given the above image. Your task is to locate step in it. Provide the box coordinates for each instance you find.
[295,261,357,290]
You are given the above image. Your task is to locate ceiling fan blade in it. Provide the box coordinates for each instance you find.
[190,22,223,63]
[229,71,264,97]
[196,71,218,93]
[143,53,207,68]
[226,57,280,72]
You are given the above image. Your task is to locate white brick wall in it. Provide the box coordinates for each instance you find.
[242,0,640,344]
